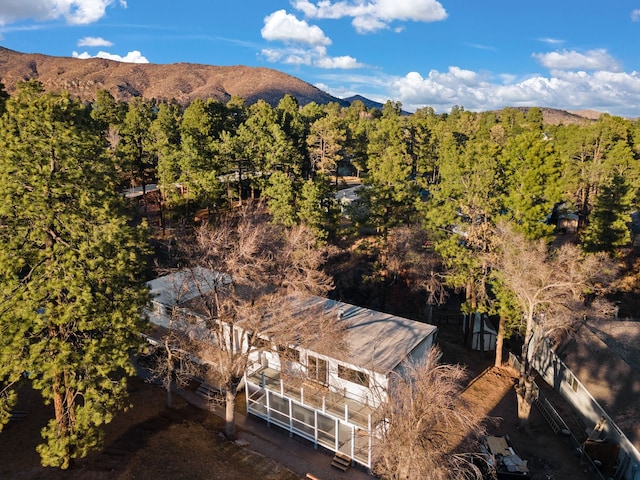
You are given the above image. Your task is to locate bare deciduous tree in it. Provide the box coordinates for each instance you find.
[176,205,343,439]
[373,347,485,480]
[142,303,203,409]
[491,224,615,428]
[384,226,448,322]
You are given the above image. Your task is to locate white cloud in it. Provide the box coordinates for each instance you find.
[385,66,640,117]
[261,10,362,69]
[631,9,640,21]
[291,0,447,33]
[538,37,564,45]
[261,10,330,46]
[261,45,363,69]
[0,0,124,25]
[72,50,148,63]
[315,54,363,69]
[532,49,620,71]
[78,36,113,47]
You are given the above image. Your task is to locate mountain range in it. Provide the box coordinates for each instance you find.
[0,46,598,124]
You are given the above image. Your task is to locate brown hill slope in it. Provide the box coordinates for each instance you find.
[494,106,595,125]
[0,46,344,106]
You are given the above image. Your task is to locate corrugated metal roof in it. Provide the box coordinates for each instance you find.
[289,295,438,375]
[147,270,438,376]
[147,267,226,307]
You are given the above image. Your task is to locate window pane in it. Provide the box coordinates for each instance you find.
[338,365,369,387]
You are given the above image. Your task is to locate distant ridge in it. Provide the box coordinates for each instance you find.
[493,106,597,125]
[342,94,386,111]
[0,46,346,107]
[0,47,611,123]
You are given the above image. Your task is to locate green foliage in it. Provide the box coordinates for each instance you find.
[307,113,346,178]
[363,112,418,233]
[90,89,126,130]
[498,130,561,239]
[298,174,340,242]
[0,81,149,468]
[582,173,634,253]
[116,97,156,189]
[151,102,182,205]
[264,171,297,227]
[0,79,9,116]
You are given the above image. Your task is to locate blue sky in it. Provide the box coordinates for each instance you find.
[1,1,640,116]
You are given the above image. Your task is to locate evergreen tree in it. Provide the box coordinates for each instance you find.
[0,81,149,468]
[0,79,9,115]
[307,113,346,181]
[499,130,561,239]
[363,105,418,234]
[179,99,226,214]
[423,136,503,310]
[116,97,156,191]
[264,171,297,227]
[582,172,634,253]
[298,173,340,242]
[90,89,126,155]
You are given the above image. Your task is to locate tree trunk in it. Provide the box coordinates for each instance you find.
[225,385,237,440]
[53,373,67,432]
[516,329,536,428]
[166,384,173,409]
[494,314,506,367]
[515,375,535,430]
[52,371,74,465]
[164,339,174,409]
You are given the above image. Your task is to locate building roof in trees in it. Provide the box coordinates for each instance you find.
[147,267,226,327]
[146,270,438,376]
[556,320,640,450]
[290,295,438,375]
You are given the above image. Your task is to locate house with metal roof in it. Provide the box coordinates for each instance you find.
[244,295,438,469]
[145,270,439,470]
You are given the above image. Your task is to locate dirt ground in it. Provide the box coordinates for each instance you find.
[440,322,590,480]
[1,323,591,480]
[0,377,298,480]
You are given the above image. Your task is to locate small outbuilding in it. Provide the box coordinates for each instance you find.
[462,312,497,351]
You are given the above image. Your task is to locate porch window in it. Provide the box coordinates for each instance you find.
[277,345,300,362]
[338,365,369,387]
[307,355,328,384]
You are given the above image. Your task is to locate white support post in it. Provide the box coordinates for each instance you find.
[266,390,271,427]
[335,418,339,453]
[351,425,355,461]
[244,372,249,414]
[314,410,319,449]
[368,413,372,469]
[322,396,326,413]
[288,397,293,437]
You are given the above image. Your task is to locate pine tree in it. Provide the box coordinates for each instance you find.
[298,173,340,242]
[582,173,634,253]
[264,171,297,227]
[0,81,149,468]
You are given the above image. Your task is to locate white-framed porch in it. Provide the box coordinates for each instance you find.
[245,365,380,469]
